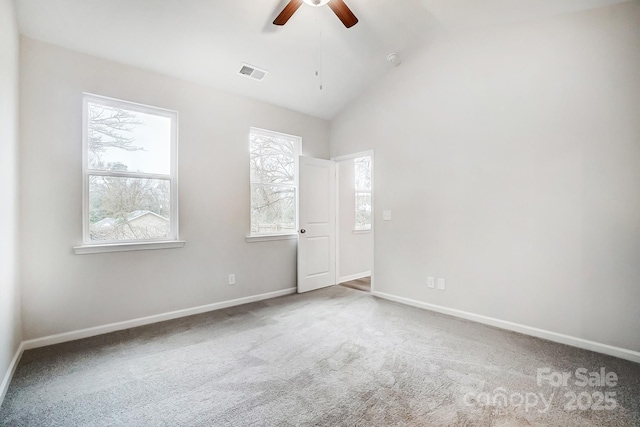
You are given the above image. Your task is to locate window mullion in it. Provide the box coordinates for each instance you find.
[251,182,296,189]
[86,170,171,181]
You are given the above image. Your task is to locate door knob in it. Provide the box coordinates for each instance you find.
[300,229,306,233]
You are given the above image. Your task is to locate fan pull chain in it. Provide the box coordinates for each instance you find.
[319,33,323,91]
[316,18,323,91]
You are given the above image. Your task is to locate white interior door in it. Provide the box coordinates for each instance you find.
[297,156,336,293]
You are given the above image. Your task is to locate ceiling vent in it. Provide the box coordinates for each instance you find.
[238,63,268,81]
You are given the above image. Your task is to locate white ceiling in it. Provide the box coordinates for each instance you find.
[16,0,629,120]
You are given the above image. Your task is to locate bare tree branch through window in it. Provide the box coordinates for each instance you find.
[83,95,177,243]
[250,129,300,234]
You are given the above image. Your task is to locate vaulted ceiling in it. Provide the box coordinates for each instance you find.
[16,0,629,119]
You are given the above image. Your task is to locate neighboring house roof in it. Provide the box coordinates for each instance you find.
[92,211,169,228]
[92,217,118,229]
[126,210,169,223]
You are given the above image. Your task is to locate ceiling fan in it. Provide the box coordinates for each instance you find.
[273,0,358,28]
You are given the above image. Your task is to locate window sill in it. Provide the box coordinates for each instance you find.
[245,234,298,243]
[73,240,186,255]
[352,229,371,235]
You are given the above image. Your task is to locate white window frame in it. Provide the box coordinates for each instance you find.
[74,93,183,254]
[247,127,301,242]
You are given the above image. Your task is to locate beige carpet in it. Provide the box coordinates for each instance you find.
[1,286,638,426]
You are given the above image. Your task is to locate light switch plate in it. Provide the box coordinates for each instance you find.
[437,278,445,290]
[427,277,435,288]
[383,210,391,221]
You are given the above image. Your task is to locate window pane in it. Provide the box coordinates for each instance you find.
[87,103,171,175]
[89,176,171,241]
[251,186,295,234]
[250,133,295,184]
[355,156,371,191]
[355,192,371,230]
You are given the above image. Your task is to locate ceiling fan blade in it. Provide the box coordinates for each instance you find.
[273,0,303,25]
[327,0,358,28]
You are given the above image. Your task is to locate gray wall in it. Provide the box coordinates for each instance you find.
[330,2,640,352]
[337,159,373,281]
[19,38,330,340]
[0,0,22,390]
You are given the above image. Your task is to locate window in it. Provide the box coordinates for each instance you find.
[249,128,300,236]
[81,94,179,246]
[354,156,372,230]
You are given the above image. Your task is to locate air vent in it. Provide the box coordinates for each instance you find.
[238,63,268,81]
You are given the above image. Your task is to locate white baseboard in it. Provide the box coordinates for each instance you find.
[6,286,635,409]
[0,342,24,407]
[21,287,297,351]
[1,287,296,407]
[338,271,371,284]
[373,291,640,364]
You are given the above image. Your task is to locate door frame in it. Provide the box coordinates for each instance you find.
[331,150,375,293]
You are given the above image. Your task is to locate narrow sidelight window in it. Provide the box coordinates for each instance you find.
[354,156,371,230]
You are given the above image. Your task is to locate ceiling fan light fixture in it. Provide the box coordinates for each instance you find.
[302,0,330,7]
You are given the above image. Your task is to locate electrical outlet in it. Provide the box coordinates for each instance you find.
[427,277,435,289]
[437,278,445,290]
[228,274,236,285]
